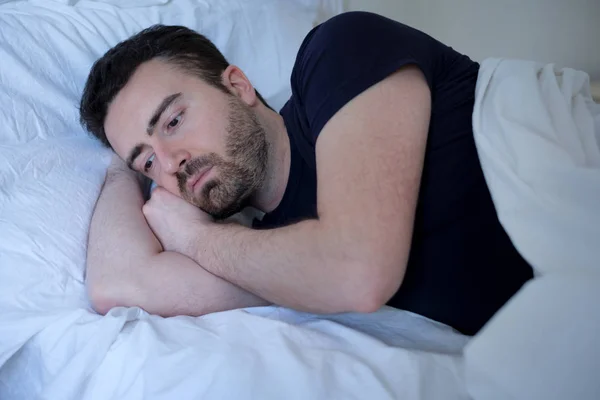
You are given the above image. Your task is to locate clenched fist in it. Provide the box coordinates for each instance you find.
[142,187,212,257]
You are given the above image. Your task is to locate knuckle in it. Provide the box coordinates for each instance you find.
[152,187,167,200]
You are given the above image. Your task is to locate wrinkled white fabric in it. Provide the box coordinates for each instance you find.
[466,58,600,400]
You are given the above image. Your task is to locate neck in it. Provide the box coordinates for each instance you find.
[251,106,290,213]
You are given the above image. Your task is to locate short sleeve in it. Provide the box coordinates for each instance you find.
[290,11,442,142]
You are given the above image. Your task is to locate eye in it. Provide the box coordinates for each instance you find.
[167,114,182,129]
[143,153,155,173]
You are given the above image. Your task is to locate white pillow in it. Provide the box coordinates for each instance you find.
[0,0,330,145]
[0,0,341,366]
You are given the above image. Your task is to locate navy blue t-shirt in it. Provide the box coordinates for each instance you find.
[253,11,533,335]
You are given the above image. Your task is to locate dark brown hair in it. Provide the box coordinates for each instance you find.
[79,24,270,147]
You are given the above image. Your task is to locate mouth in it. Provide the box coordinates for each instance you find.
[187,166,213,193]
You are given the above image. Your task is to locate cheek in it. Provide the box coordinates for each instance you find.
[191,116,229,151]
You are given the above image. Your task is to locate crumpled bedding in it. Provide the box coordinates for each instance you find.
[465,58,600,400]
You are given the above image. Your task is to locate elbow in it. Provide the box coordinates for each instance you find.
[87,281,117,315]
[85,252,156,316]
[350,284,399,314]
[345,257,406,314]
[87,278,138,316]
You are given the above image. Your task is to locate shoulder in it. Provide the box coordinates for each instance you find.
[291,11,477,92]
[286,12,436,139]
[288,11,444,106]
[293,11,440,70]
[293,12,405,66]
[298,11,416,51]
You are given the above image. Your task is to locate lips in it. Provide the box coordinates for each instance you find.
[187,166,213,193]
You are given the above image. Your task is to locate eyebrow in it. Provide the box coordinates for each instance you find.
[147,92,182,136]
[126,143,145,171]
[125,92,182,171]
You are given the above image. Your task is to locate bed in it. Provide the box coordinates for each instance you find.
[0,1,599,399]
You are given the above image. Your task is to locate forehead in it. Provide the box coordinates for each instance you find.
[103,59,204,159]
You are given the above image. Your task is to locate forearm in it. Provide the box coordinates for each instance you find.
[86,165,161,285]
[122,251,269,317]
[193,220,373,314]
[86,161,268,315]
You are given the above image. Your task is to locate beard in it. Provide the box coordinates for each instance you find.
[176,97,269,220]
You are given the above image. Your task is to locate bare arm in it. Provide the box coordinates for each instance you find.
[181,66,430,313]
[86,156,268,316]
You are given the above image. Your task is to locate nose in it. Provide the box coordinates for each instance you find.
[159,147,190,175]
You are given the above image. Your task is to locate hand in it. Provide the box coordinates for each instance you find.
[142,187,213,256]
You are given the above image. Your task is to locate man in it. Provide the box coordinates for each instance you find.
[79,11,533,336]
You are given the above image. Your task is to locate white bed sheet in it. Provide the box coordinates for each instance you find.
[1,306,468,399]
[0,1,470,399]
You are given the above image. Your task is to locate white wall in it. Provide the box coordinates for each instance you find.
[346,0,600,80]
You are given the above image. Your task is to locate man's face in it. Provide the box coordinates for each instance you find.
[104,59,268,219]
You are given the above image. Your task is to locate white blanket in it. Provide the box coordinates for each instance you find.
[465,58,600,400]
[1,305,469,399]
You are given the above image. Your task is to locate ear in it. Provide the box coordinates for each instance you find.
[221,65,259,107]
